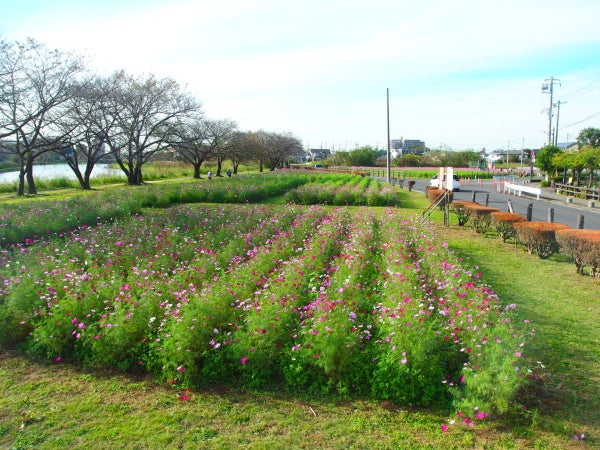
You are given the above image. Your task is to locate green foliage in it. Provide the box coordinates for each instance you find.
[450,203,472,226]
[1,178,532,420]
[452,325,526,414]
[421,149,481,168]
[577,126,600,148]
[535,145,562,174]
[344,146,380,167]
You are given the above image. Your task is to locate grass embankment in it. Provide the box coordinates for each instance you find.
[0,178,598,449]
[447,229,600,433]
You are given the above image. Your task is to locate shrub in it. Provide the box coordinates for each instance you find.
[514,222,571,258]
[426,187,453,209]
[556,229,600,275]
[450,201,478,227]
[491,212,525,242]
[465,205,499,234]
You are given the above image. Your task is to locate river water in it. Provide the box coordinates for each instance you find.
[0,164,122,184]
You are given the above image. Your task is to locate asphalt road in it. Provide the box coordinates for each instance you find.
[409,179,600,231]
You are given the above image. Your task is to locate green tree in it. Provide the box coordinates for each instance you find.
[329,151,348,167]
[535,144,562,177]
[345,146,379,166]
[579,146,600,188]
[395,154,421,167]
[577,127,600,148]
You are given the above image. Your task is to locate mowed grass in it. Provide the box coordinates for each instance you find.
[0,185,599,449]
[446,228,600,432]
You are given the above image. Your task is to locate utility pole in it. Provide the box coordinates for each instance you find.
[386,88,391,183]
[542,77,560,145]
[554,100,566,146]
[520,137,524,170]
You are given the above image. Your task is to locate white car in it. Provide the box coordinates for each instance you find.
[430,174,460,191]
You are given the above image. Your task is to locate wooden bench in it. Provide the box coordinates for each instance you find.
[504,182,542,200]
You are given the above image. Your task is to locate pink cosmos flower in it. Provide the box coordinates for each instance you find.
[241,356,248,365]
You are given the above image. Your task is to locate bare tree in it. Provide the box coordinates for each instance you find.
[0,39,86,195]
[103,71,200,185]
[258,131,304,170]
[169,113,212,179]
[54,75,120,189]
[229,131,257,174]
[203,119,237,176]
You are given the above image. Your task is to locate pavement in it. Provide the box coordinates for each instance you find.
[537,184,597,209]
[462,178,597,210]
[386,177,600,230]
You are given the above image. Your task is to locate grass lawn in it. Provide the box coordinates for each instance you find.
[0,184,598,449]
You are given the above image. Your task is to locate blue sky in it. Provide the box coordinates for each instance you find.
[2,0,600,151]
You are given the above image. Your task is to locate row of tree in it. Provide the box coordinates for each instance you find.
[0,39,304,195]
[321,147,482,168]
[535,127,600,187]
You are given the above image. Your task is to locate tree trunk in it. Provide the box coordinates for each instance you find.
[216,158,223,177]
[64,152,88,189]
[72,163,86,189]
[25,162,37,195]
[193,163,201,178]
[17,169,25,196]
[82,162,94,190]
[127,166,143,185]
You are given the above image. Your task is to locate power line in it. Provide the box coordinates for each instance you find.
[559,111,600,129]
[561,76,600,101]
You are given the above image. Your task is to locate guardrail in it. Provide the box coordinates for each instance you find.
[503,182,542,200]
[554,183,600,200]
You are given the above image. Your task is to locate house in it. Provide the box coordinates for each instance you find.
[557,142,578,151]
[307,148,331,161]
[390,138,428,158]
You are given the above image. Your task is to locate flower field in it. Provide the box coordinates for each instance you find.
[0,171,399,246]
[0,194,531,418]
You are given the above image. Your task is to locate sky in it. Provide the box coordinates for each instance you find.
[2,0,600,152]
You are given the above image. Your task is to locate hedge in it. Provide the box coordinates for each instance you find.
[491,212,526,242]
[555,229,600,276]
[514,222,571,258]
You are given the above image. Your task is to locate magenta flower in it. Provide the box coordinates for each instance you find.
[241,356,248,365]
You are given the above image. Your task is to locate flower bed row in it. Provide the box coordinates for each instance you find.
[0,204,531,417]
[0,171,402,247]
[283,177,401,206]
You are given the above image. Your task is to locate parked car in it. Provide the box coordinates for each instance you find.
[314,164,324,169]
[430,174,460,191]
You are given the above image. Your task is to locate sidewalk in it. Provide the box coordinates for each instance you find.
[533,182,597,210]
